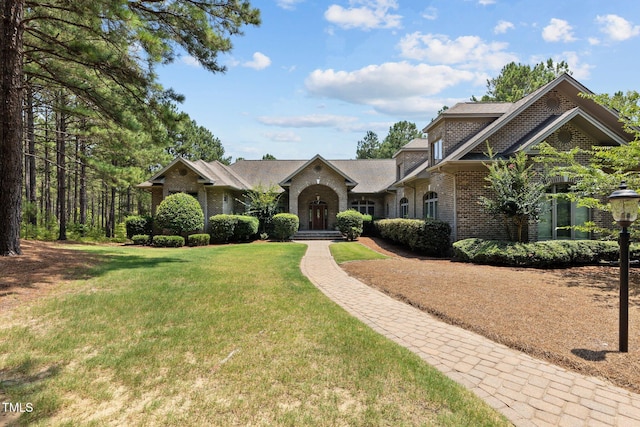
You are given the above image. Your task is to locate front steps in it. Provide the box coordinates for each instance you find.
[293,230,344,240]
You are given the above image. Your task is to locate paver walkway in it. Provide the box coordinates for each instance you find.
[298,240,640,427]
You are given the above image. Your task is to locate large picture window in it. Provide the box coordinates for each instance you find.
[538,184,589,240]
[424,192,438,219]
[352,200,375,216]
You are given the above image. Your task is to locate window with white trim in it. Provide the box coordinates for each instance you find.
[538,184,589,240]
[432,139,443,164]
[424,192,438,219]
[352,200,375,216]
[399,197,409,218]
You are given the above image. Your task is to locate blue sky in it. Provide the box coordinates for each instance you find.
[156,0,640,161]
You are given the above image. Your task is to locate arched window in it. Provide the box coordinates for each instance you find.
[399,197,409,218]
[538,184,589,240]
[424,192,438,219]
[352,200,375,216]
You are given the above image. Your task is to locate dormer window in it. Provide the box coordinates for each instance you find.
[432,139,443,164]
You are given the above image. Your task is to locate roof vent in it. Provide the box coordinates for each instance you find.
[545,95,560,113]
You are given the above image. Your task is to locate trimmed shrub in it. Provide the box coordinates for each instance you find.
[188,233,210,247]
[336,210,364,241]
[452,238,624,267]
[155,193,204,236]
[152,235,185,248]
[375,218,451,257]
[209,214,237,243]
[272,213,299,241]
[125,215,153,239]
[233,215,259,241]
[131,234,150,245]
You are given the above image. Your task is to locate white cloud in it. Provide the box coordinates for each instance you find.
[397,32,517,70]
[421,7,437,20]
[494,20,514,34]
[263,131,302,142]
[304,62,479,116]
[596,14,640,41]
[542,18,576,42]
[324,0,402,30]
[478,0,496,4]
[258,114,360,131]
[181,55,201,67]
[558,51,593,81]
[243,52,272,70]
[276,0,303,10]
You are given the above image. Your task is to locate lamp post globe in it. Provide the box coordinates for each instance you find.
[608,181,640,353]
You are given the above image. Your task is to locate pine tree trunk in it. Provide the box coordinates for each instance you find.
[26,84,37,225]
[79,138,87,225]
[0,0,25,256]
[56,94,67,241]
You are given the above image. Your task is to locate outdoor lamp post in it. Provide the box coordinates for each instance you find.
[608,181,640,353]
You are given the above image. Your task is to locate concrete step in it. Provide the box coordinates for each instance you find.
[293,230,344,240]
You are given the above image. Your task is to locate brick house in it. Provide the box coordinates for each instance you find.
[138,74,632,241]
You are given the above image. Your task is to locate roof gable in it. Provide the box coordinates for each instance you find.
[442,73,627,163]
[278,154,358,188]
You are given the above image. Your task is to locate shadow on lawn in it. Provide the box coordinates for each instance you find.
[0,363,61,426]
[0,241,185,296]
[555,266,640,305]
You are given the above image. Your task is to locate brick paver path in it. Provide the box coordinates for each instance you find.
[299,240,640,426]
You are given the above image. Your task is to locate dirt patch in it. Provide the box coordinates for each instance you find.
[343,237,640,394]
[0,240,101,312]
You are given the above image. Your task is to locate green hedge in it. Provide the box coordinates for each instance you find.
[131,234,150,245]
[336,210,364,241]
[375,218,451,257]
[152,235,185,248]
[233,215,259,241]
[209,214,236,243]
[188,233,210,247]
[272,213,299,241]
[209,214,258,243]
[125,215,153,239]
[452,238,628,267]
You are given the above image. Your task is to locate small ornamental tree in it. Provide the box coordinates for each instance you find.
[479,149,548,242]
[155,193,204,236]
[238,184,282,234]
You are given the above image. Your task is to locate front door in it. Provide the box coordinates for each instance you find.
[310,202,327,230]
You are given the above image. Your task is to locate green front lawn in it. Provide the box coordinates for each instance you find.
[0,243,508,426]
[329,241,388,264]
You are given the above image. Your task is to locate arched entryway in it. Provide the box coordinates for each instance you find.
[298,185,339,230]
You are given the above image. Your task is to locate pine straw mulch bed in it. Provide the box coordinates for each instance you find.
[344,237,640,395]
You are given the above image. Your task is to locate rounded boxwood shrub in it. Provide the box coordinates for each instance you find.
[272,213,299,241]
[209,214,237,243]
[152,235,185,248]
[155,193,204,236]
[233,215,259,241]
[131,234,150,245]
[188,233,210,247]
[125,215,153,239]
[337,210,364,241]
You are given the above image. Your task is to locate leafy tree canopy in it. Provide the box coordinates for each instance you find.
[474,59,571,102]
[356,121,423,159]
